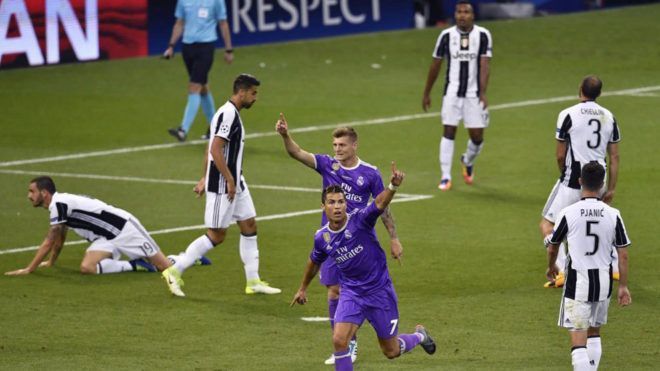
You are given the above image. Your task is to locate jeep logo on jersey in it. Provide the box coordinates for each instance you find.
[452,51,478,61]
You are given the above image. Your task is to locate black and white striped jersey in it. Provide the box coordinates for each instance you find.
[550,197,631,302]
[432,25,492,98]
[556,101,620,189]
[206,100,246,194]
[48,192,131,241]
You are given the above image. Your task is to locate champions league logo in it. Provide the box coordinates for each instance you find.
[357,176,364,186]
[323,232,331,242]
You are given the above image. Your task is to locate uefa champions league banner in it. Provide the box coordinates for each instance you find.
[0,0,414,69]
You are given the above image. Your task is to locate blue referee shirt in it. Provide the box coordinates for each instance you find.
[175,0,228,44]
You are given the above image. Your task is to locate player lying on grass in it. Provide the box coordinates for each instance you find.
[291,163,435,371]
[5,176,185,297]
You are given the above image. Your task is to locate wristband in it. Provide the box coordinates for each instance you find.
[168,43,175,48]
[387,183,398,191]
[225,49,234,53]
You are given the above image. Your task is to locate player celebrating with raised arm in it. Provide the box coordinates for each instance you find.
[546,162,631,370]
[277,115,402,365]
[6,177,184,297]
[540,75,621,288]
[422,0,492,191]
[164,74,280,296]
[291,163,436,371]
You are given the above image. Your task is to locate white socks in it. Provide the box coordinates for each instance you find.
[587,336,602,369]
[97,259,132,274]
[463,139,483,166]
[440,137,454,180]
[571,347,591,371]
[240,234,260,281]
[174,235,215,273]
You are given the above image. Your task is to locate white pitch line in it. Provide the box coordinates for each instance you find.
[1,85,658,168]
[0,194,432,255]
[0,169,421,198]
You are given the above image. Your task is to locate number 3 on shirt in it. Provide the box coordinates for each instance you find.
[390,319,399,335]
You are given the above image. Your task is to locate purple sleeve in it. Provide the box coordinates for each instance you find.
[314,154,331,176]
[309,235,328,265]
[357,203,383,230]
[370,170,385,199]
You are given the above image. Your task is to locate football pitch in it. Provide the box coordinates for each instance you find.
[1,4,659,370]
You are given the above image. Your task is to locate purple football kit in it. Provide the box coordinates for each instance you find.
[314,154,384,286]
[311,203,400,339]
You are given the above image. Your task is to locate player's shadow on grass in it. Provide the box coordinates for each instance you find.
[458,183,543,207]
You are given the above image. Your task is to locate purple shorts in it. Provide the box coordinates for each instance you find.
[334,284,400,339]
[319,258,340,286]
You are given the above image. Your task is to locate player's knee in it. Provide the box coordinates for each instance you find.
[332,335,350,350]
[382,347,400,359]
[206,231,224,245]
[80,262,97,275]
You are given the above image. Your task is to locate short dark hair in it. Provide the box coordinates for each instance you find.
[31,176,56,194]
[233,73,260,93]
[581,75,602,100]
[581,162,605,191]
[322,185,345,204]
[332,127,358,142]
[456,0,473,9]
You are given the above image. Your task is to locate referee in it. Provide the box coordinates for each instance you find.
[164,0,234,142]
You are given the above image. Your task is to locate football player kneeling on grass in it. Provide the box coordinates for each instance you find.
[5,176,185,297]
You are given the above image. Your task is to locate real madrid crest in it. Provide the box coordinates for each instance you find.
[356,176,364,186]
[323,232,331,243]
[332,162,340,171]
[344,229,352,239]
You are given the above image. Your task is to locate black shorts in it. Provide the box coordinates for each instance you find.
[182,42,216,84]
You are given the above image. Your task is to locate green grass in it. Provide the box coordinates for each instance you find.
[1,4,660,370]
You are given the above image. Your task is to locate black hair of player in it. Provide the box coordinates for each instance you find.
[233,74,261,93]
[31,176,56,194]
[581,75,602,100]
[322,185,345,204]
[456,0,473,8]
[581,161,605,191]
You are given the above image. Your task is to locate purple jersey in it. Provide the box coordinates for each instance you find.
[314,154,384,223]
[310,203,391,295]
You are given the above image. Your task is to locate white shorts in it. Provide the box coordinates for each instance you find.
[205,189,257,229]
[559,297,609,330]
[441,96,489,128]
[542,181,606,223]
[87,218,160,260]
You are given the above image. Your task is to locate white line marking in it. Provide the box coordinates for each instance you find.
[2,85,658,168]
[0,194,432,255]
[0,169,421,198]
[301,317,330,322]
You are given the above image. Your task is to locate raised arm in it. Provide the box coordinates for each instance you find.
[5,224,67,275]
[290,258,321,306]
[603,142,619,204]
[163,18,184,59]
[374,162,405,211]
[218,20,233,64]
[422,59,443,112]
[276,113,316,168]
